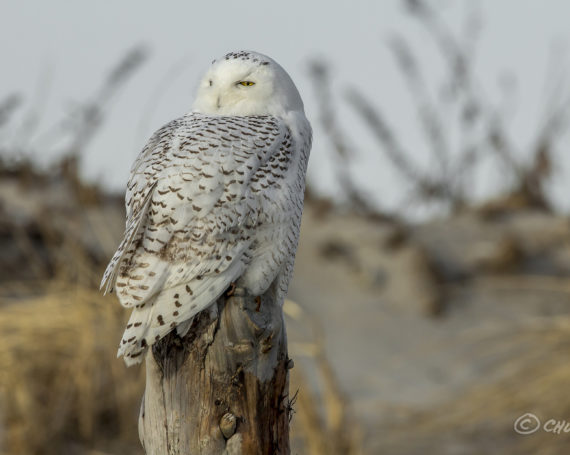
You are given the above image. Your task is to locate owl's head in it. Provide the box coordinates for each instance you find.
[193,51,305,117]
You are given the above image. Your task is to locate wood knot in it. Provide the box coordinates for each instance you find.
[219,412,237,439]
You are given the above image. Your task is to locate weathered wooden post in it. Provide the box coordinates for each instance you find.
[138,286,292,454]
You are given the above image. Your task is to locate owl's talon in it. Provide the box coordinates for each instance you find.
[226,282,237,297]
[255,296,261,312]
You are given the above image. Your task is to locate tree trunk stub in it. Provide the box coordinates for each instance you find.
[139,287,292,455]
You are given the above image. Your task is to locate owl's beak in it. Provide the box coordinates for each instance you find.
[216,96,221,109]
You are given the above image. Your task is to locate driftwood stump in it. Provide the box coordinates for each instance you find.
[138,287,292,454]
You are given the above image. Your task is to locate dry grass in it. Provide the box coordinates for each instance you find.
[0,288,360,455]
[0,282,144,455]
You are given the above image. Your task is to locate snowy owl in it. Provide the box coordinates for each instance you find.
[101,51,312,365]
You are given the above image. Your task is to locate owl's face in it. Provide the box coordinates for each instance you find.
[193,51,304,117]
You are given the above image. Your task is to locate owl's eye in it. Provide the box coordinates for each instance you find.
[238,81,255,87]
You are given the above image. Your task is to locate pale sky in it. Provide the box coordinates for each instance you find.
[2,0,570,217]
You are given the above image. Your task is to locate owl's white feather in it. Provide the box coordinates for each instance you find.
[101,51,312,365]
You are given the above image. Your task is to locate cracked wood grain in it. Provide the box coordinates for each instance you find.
[139,287,291,454]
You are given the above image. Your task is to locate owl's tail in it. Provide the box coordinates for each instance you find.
[118,261,245,366]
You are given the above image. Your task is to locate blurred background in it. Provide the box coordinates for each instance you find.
[2,0,570,453]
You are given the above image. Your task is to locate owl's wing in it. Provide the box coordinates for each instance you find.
[102,113,292,364]
[100,120,179,294]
